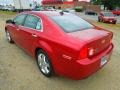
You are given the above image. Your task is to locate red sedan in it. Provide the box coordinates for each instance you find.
[5,11,114,80]
[98,12,117,24]
[112,9,120,15]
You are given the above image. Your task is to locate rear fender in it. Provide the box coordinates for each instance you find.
[33,40,58,73]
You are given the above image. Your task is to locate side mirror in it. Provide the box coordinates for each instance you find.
[6,19,15,24]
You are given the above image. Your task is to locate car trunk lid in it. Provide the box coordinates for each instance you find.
[68,29,112,57]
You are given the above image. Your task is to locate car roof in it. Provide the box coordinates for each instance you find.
[101,12,112,14]
[25,11,72,17]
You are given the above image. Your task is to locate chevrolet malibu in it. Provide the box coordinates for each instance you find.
[98,12,117,24]
[5,11,114,80]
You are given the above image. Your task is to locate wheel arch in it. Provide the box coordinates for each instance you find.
[34,41,56,62]
[34,41,57,74]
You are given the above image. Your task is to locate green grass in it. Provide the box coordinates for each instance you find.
[0,10,17,15]
[0,10,17,21]
[92,21,120,28]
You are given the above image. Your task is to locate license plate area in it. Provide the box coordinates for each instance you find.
[101,55,109,66]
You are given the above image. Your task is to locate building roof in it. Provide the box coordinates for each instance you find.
[42,0,63,5]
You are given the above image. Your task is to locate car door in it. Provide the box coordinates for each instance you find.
[19,14,42,54]
[9,14,27,45]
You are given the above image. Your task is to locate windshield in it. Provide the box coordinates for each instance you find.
[51,14,94,33]
[104,12,114,17]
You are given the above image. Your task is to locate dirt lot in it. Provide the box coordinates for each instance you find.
[0,12,120,90]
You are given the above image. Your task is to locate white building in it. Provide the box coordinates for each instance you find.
[13,0,32,10]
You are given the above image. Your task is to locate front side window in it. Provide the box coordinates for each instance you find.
[51,14,93,33]
[24,15,42,30]
[14,14,26,25]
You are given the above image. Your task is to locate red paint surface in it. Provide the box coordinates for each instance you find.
[6,11,114,80]
[112,10,120,15]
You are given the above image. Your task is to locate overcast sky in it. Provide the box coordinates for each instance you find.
[0,0,13,5]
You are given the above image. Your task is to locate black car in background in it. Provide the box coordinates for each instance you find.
[85,10,97,15]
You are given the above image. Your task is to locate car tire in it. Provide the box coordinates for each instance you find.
[6,30,14,43]
[113,22,116,24]
[102,19,105,23]
[37,49,54,77]
[98,18,100,22]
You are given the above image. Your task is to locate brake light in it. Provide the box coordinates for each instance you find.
[79,46,88,59]
[79,46,96,59]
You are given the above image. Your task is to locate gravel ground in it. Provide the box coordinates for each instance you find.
[0,12,120,90]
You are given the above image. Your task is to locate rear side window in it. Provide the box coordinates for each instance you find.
[24,15,41,30]
[14,14,26,25]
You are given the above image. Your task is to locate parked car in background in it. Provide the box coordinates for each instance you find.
[98,12,117,24]
[33,6,44,11]
[45,7,56,11]
[5,11,113,80]
[112,9,120,15]
[63,8,75,14]
[1,6,15,11]
[33,6,56,11]
[85,10,97,15]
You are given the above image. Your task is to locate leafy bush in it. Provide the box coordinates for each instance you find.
[74,6,84,12]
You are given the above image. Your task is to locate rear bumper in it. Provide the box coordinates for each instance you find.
[57,44,113,80]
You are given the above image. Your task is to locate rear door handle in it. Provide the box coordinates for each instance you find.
[32,34,37,37]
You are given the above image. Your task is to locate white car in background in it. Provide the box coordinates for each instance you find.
[63,8,76,14]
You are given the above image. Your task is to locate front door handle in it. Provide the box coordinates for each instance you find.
[32,34,37,37]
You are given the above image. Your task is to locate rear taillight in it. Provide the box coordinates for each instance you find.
[79,46,95,59]
[79,46,88,59]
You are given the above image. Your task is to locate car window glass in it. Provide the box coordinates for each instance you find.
[24,15,40,29]
[51,15,93,33]
[14,14,26,25]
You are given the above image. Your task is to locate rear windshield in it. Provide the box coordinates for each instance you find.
[51,14,93,33]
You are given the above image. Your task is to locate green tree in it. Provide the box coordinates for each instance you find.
[91,0,120,10]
